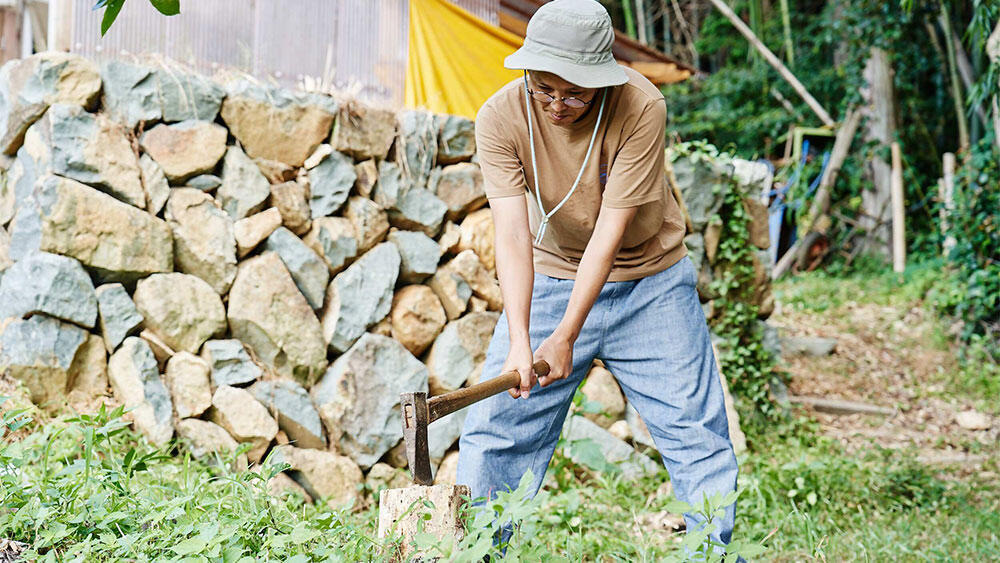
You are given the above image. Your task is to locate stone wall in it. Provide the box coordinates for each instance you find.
[0,53,771,508]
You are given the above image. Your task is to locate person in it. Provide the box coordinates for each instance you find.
[455,0,741,550]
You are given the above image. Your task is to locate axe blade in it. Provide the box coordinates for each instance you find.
[400,391,433,485]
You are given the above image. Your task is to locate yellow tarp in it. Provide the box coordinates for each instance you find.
[405,0,523,119]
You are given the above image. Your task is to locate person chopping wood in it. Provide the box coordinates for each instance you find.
[455,0,741,552]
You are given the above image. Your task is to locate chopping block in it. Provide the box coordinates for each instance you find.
[377,484,469,561]
[377,361,549,560]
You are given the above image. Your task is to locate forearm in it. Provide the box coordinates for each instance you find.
[492,206,534,348]
[554,206,636,342]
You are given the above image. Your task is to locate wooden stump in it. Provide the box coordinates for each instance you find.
[377,484,469,561]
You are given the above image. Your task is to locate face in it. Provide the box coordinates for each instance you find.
[528,71,598,125]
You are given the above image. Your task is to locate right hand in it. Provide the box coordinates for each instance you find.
[504,339,537,399]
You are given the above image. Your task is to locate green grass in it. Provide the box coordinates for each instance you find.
[3,266,997,560]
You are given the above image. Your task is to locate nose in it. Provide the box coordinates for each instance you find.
[549,97,568,111]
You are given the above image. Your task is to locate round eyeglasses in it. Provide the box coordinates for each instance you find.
[525,89,592,109]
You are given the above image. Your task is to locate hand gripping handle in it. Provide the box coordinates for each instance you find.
[427,360,551,423]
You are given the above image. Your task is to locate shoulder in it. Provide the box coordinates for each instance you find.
[613,66,666,119]
[476,78,524,126]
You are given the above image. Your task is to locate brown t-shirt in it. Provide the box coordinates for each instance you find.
[475,65,686,282]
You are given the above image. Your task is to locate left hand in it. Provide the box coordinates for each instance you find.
[533,331,575,387]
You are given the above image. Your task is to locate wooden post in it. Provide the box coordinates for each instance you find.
[940,152,956,256]
[705,0,834,126]
[890,142,905,273]
[860,47,897,257]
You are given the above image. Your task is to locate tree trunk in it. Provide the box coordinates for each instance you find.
[860,47,897,257]
[939,5,970,153]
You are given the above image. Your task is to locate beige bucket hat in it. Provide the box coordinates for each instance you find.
[504,0,629,88]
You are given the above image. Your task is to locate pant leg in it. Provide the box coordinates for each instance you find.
[600,257,739,548]
[457,274,601,501]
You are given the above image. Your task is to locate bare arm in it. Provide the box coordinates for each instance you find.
[489,194,538,398]
[536,205,638,386]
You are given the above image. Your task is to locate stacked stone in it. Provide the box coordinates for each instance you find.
[0,54,768,506]
[669,152,774,322]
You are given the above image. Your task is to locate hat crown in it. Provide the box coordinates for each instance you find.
[523,0,616,64]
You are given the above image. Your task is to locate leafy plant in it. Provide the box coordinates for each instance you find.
[93,0,179,36]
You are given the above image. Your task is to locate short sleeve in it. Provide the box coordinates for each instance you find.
[602,98,667,209]
[475,102,527,200]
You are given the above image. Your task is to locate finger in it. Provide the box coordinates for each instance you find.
[519,369,534,399]
[508,386,520,399]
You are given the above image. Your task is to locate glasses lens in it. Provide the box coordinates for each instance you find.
[563,98,586,108]
[531,91,554,104]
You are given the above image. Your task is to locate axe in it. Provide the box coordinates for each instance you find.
[400,360,550,485]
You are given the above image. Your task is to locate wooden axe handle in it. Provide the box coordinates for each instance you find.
[427,360,550,423]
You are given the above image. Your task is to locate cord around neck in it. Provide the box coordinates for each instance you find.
[523,72,607,245]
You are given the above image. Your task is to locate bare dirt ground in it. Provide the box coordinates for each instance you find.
[768,285,998,477]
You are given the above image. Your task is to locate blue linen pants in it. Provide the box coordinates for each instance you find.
[456,256,739,546]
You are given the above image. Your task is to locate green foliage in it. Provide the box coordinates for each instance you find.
[928,136,1000,352]
[94,0,179,36]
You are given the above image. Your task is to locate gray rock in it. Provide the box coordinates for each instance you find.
[0,226,11,273]
[396,110,437,188]
[625,403,656,449]
[670,154,733,231]
[185,174,222,192]
[139,154,170,215]
[217,145,270,220]
[321,242,400,353]
[388,187,447,238]
[227,252,328,386]
[330,102,397,160]
[343,196,389,253]
[108,337,174,446]
[264,227,330,310]
[165,188,237,295]
[956,410,992,431]
[426,312,499,395]
[269,180,312,236]
[176,418,248,471]
[207,385,278,463]
[42,104,145,208]
[220,80,337,167]
[200,339,262,387]
[434,162,486,221]
[684,233,705,274]
[140,120,228,183]
[308,148,356,218]
[133,272,227,354]
[371,160,408,210]
[163,352,212,419]
[427,407,469,464]
[388,229,439,283]
[100,59,161,127]
[155,65,225,122]
[759,321,782,359]
[249,379,326,450]
[1,169,12,226]
[780,335,837,357]
[266,445,362,509]
[96,283,144,353]
[436,115,476,164]
[8,175,173,281]
[311,333,428,468]
[0,251,97,328]
[562,415,660,478]
[0,53,102,155]
[580,365,626,429]
[427,269,472,321]
[0,314,87,406]
[302,217,358,275]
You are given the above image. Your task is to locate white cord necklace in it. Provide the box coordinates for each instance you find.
[523,74,607,245]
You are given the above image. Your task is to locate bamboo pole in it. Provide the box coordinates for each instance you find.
[622,0,637,40]
[636,0,649,45]
[940,152,956,256]
[939,5,970,153]
[706,0,833,126]
[779,0,794,68]
[890,142,905,273]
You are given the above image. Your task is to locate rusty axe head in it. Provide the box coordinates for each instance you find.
[400,391,433,485]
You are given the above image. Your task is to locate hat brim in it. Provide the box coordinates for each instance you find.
[504,48,629,89]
